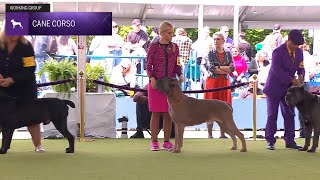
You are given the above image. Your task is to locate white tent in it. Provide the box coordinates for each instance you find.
[1,0,320,29]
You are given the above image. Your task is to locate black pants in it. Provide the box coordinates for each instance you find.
[136,103,151,131]
[135,103,175,137]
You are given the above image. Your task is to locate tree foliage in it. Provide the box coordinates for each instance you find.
[71,26,313,55]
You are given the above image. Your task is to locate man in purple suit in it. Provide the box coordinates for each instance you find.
[263,29,305,150]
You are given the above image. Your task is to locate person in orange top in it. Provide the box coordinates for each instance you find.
[200,32,235,138]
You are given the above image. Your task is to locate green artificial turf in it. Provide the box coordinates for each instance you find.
[0,139,319,180]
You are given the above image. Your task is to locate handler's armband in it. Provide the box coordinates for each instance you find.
[22,56,36,67]
[299,61,304,68]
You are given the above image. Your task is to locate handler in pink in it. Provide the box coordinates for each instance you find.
[146,21,183,151]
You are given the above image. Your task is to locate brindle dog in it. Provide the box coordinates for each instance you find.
[157,77,247,153]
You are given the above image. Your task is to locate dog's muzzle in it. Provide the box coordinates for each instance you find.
[285,95,294,106]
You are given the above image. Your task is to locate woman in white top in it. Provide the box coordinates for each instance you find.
[57,36,77,56]
[248,51,270,89]
[110,59,137,89]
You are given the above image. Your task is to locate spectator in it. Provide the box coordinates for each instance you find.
[261,34,278,61]
[200,32,234,139]
[126,19,149,74]
[172,27,192,88]
[151,27,160,43]
[108,21,125,68]
[238,77,263,99]
[56,36,77,56]
[229,46,248,88]
[130,85,150,138]
[191,26,212,59]
[33,36,55,84]
[146,21,183,151]
[263,29,305,150]
[238,32,253,62]
[271,24,283,48]
[140,25,151,50]
[192,26,213,90]
[220,26,234,51]
[248,51,269,76]
[0,21,45,153]
[248,51,270,90]
[110,59,137,95]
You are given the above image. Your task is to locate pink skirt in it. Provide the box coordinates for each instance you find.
[148,83,169,112]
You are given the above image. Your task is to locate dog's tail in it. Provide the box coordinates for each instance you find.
[63,100,75,108]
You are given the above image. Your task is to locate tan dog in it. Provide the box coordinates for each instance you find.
[157,77,247,153]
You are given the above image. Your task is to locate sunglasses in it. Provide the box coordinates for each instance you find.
[112,26,118,28]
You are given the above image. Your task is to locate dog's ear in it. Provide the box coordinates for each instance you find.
[169,78,179,88]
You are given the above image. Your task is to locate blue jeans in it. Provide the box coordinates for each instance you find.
[35,54,48,84]
[110,50,122,68]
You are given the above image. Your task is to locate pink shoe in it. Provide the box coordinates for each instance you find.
[150,141,160,151]
[162,141,174,151]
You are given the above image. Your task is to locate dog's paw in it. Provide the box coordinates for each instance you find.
[0,149,7,154]
[240,148,247,152]
[307,148,316,153]
[230,147,237,150]
[65,148,74,153]
[171,149,181,153]
[299,146,308,151]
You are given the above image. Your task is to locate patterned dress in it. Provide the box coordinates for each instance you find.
[146,41,182,112]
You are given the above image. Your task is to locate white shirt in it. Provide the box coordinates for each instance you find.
[110,64,136,88]
[57,38,77,56]
[258,64,271,84]
[303,51,316,82]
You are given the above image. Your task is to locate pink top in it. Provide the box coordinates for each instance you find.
[146,42,182,79]
[232,55,248,76]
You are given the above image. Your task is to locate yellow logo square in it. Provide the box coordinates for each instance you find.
[177,57,181,66]
[22,56,36,67]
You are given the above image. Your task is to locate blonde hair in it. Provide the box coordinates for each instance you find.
[0,20,29,49]
[175,27,187,36]
[159,21,173,34]
[159,21,175,52]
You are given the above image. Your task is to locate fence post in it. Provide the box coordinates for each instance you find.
[252,74,258,141]
[79,71,85,141]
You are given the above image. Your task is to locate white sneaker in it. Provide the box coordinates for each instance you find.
[35,146,46,153]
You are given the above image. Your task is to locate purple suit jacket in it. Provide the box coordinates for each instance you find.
[263,43,305,99]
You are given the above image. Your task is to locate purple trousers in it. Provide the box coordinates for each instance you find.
[265,95,295,145]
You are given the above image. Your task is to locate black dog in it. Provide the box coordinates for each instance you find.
[0,93,75,154]
[285,86,320,153]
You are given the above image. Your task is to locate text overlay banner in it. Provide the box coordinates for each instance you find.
[6,12,112,35]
